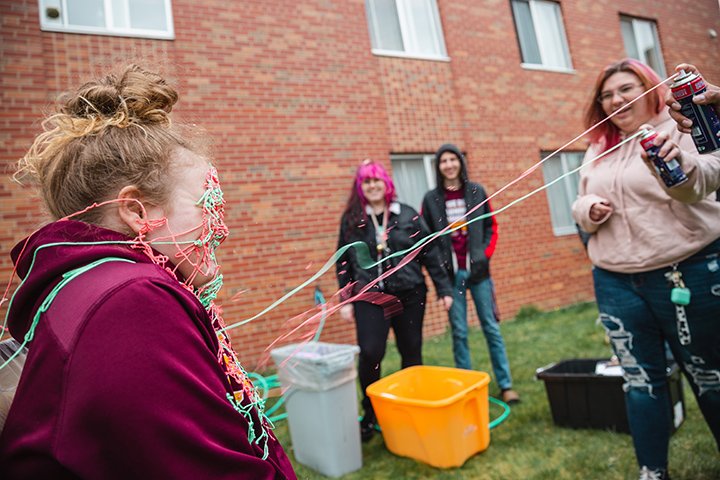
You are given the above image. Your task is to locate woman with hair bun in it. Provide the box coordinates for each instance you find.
[572,58,720,480]
[0,65,296,479]
[336,160,453,442]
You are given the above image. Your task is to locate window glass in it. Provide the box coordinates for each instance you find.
[542,152,583,235]
[129,0,167,31]
[511,0,571,69]
[367,0,404,51]
[39,0,174,39]
[366,0,447,58]
[532,1,570,68]
[620,16,666,77]
[66,0,104,27]
[620,19,638,58]
[111,1,130,29]
[511,0,541,64]
[391,155,436,211]
[406,0,441,56]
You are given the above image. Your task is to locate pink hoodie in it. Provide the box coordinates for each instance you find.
[572,111,720,273]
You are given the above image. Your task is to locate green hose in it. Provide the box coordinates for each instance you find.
[252,370,513,428]
[488,396,511,429]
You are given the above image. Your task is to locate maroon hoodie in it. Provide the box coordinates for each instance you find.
[0,221,296,479]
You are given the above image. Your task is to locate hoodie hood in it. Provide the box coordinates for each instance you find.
[434,143,469,188]
[6,220,159,340]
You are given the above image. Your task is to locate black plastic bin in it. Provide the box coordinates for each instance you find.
[536,358,684,434]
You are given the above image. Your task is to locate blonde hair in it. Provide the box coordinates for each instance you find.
[16,64,203,224]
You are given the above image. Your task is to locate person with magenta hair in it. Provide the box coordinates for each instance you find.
[336,160,453,442]
[0,65,296,479]
[572,58,720,480]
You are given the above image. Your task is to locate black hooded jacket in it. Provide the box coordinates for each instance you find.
[421,143,498,284]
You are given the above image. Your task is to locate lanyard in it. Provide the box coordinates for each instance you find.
[369,207,389,256]
[369,207,389,290]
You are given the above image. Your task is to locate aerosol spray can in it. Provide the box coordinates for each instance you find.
[639,129,688,187]
[670,70,720,154]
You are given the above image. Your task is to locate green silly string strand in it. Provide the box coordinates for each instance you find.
[0,256,134,370]
[190,166,275,458]
[220,129,642,334]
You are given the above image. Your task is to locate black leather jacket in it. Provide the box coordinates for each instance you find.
[336,202,452,299]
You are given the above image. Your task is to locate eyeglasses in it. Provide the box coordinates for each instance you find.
[597,83,644,105]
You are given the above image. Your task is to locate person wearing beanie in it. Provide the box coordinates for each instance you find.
[421,144,519,404]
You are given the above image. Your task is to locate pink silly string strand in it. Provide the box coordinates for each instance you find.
[458,73,679,230]
[243,73,680,360]
[1,198,154,333]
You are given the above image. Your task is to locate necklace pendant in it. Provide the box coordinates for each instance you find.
[377,244,384,252]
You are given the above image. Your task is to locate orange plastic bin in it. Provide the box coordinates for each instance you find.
[366,365,491,468]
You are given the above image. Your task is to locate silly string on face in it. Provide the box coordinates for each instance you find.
[164,166,273,459]
[2,165,274,459]
[190,166,229,307]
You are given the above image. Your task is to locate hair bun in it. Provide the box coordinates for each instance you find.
[60,64,178,126]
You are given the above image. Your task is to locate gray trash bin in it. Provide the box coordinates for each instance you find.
[271,341,361,478]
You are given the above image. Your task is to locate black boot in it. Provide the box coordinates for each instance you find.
[359,415,376,442]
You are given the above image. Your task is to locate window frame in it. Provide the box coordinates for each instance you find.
[366,0,449,62]
[510,0,574,73]
[38,0,175,40]
[541,151,583,236]
[619,15,666,77]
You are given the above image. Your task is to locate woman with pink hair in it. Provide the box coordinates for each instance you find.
[336,160,453,442]
[572,59,720,480]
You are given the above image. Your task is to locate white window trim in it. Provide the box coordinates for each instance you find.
[38,0,175,40]
[367,0,448,59]
[371,49,450,62]
[520,63,575,74]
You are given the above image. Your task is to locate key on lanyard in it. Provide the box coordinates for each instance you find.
[665,266,691,306]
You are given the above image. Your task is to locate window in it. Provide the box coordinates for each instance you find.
[39,0,174,39]
[365,0,448,60]
[510,0,572,71]
[391,154,436,211]
[620,16,666,77]
[541,151,583,235]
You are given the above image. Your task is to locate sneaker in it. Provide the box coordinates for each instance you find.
[501,389,520,405]
[639,466,670,480]
[359,416,376,442]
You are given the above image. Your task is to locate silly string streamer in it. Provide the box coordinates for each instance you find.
[0,72,677,450]
[1,166,275,459]
[221,72,675,343]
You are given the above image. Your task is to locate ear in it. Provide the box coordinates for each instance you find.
[116,186,148,235]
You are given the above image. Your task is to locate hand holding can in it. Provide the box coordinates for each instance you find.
[639,127,688,188]
[666,65,720,153]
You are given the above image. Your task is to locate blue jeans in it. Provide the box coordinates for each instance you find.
[593,246,720,470]
[449,270,512,390]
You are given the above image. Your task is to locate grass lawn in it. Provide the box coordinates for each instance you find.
[269,302,720,479]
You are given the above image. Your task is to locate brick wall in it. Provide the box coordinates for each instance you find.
[1,0,718,367]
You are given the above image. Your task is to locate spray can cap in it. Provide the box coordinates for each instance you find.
[639,128,654,139]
